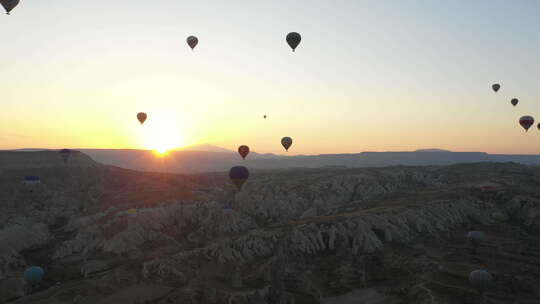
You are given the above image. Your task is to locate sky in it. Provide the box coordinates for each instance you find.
[1,1,540,155]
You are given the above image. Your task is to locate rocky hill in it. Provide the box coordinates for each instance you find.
[1,152,540,303]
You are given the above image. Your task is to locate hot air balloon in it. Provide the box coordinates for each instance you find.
[537,123,540,130]
[59,149,71,163]
[286,32,301,52]
[469,269,493,295]
[187,36,198,50]
[229,166,249,190]
[281,137,292,151]
[491,211,507,222]
[238,145,250,160]
[1,0,20,15]
[263,115,267,119]
[519,115,534,132]
[492,83,500,93]
[467,231,484,247]
[24,176,40,186]
[24,266,44,286]
[137,112,147,124]
[511,98,518,106]
[23,176,40,193]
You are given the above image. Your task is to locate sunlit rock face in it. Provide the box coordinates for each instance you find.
[1,158,540,303]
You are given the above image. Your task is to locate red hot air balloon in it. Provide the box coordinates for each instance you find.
[229,166,249,190]
[187,36,198,50]
[238,145,250,160]
[519,115,534,132]
[137,112,147,124]
[492,83,500,92]
[281,137,292,151]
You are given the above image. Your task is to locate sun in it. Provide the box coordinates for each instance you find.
[142,114,185,155]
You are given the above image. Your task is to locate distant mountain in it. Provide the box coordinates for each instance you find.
[0,150,98,172]
[415,148,452,153]
[5,147,540,174]
[11,148,51,152]
[73,149,540,174]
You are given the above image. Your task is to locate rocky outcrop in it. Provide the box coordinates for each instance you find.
[0,223,50,279]
[0,278,26,303]
[2,162,540,303]
[141,197,489,285]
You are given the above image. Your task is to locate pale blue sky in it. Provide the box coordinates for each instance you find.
[1,1,540,154]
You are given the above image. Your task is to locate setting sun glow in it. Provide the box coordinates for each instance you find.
[142,115,185,155]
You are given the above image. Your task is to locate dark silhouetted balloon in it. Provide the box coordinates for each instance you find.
[229,166,249,190]
[264,115,267,119]
[519,115,534,132]
[187,36,198,50]
[24,266,44,285]
[238,145,250,160]
[24,176,40,184]
[537,123,540,130]
[137,112,147,124]
[59,149,71,163]
[281,137,292,151]
[511,98,518,106]
[469,270,493,294]
[1,0,19,15]
[467,231,484,247]
[492,83,500,92]
[286,32,301,52]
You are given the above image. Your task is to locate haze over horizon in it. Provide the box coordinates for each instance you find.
[2,1,540,155]
[6,145,540,156]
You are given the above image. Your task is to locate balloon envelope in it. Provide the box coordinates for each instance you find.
[469,270,493,293]
[511,98,518,106]
[229,166,249,190]
[492,83,500,92]
[137,112,147,124]
[238,145,250,160]
[281,137,293,151]
[537,123,540,130]
[491,211,507,222]
[59,149,71,163]
[286,32,301,52]
[24,266,44,285]
[467,231,484,247]
[1,0,19,14]
[187,36,198,50]
[519,115,534,132]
